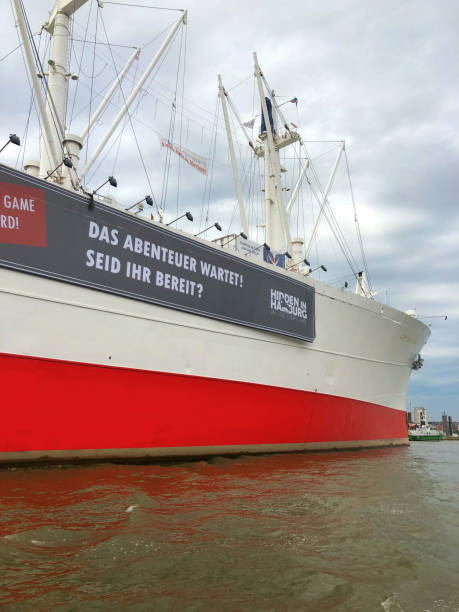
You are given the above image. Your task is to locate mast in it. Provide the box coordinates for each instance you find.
[15,1,186,193]
[218,75,249,237]
[253,53,299,253]
[42,0,90,185]
[12,0,61,173]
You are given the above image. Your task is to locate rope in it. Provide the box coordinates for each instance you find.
[98,8,161,212]
[228,74,252,91]
[8,0,39,164]
[326,271,360,285]
[17,93,33,170]
[159,24,184,213]
[68,0,93,129]
[86,4,100,163]
[15,33,41,171]
[0,42,23,63]
[85,59,152,184]
[303,142,360,275]
[71,38,138,49]
[16,28,48,170]
[71,16,231,142]
[200,98,219,230]
[67,2,73,89]
[175,24,187,218]
[143,20,178,50]
[69,16,234,149]
[65,69,248,178]
[69,15,195,141]
[110,55,141,178]
[227,100,253,234]
[79,61,108,80]
[103,2,183,10]
[345,150,373,292]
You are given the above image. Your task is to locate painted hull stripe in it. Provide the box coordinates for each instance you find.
[1,440,409,464]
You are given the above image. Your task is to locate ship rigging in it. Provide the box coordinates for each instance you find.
[7,0,373,293]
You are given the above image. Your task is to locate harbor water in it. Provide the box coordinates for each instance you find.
[1,442,458,611]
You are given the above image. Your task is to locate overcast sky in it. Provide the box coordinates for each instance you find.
[1,0,458,419]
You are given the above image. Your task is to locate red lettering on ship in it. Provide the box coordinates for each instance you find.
[0,182,46,247]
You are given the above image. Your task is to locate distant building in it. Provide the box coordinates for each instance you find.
[407,411,412,424]
[414,407,427,426]
[442,412,449,435]
[448,416,454,436]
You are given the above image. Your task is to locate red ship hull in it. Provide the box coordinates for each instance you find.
[0,352,408,463]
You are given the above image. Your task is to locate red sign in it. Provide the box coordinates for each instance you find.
[0,182,47,247]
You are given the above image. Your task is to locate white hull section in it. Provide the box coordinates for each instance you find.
[0,262,429,412]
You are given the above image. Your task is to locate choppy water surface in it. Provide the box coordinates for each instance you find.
[1,443,459,611]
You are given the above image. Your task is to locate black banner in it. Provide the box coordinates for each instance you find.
[0,164,315,341]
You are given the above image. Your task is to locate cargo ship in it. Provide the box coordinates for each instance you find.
[0,0,430,464]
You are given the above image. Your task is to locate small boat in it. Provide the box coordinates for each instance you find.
[408,426,443,441]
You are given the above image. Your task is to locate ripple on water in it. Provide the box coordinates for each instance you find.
[0,445,459,610]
